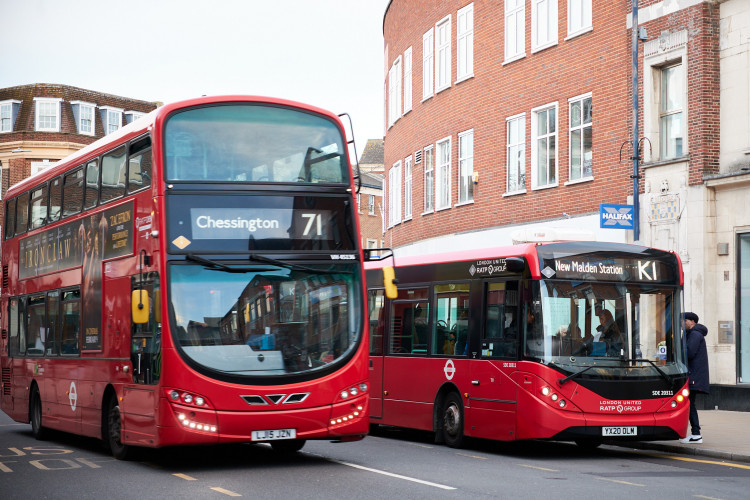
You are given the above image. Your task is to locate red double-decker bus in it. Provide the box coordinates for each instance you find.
[1,96,369,458]
[366,241,690,448]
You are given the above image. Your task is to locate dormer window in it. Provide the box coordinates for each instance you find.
[71,101,96,135]
[34,97,62,132]
[125,111,145,124]
[100,106,123,134]
[0,99,22,133]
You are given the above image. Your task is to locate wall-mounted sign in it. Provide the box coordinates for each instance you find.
[600,204,634,229]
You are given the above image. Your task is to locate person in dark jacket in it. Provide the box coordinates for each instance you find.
[681,312,709,444]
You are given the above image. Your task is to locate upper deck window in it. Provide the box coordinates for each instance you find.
[164,104,348,184]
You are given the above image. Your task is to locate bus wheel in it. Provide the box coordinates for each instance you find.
[441,392,465,448]
[270,439,306,454]
[105,395,132,460]
[30,387,48,440]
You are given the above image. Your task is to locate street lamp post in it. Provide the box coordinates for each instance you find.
[631,0,641,243]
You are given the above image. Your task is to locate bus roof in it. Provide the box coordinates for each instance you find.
[6,95,348,197]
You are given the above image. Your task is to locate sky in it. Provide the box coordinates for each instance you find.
[1,0,389,157]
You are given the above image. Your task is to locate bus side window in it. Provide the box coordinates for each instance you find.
[482,281,519,358]
[433,283,470,356]
[100,146,126,203]
[5,197,16,239]
[26,294,46,356]
[84,159,99,209]
[15,190,29,236]
[29,185,48,230]
[128,136,152,192]
[8,298,19,356]
[48,176,62,223]
[63,168,84,218]
[368,289,385,356]
[60,289,81,355]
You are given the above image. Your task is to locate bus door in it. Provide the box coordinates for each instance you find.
[468,280,520,441]
[122,273,161,430]
[47,289,82,434]
[367,289,385,418]
[381,287,430,429]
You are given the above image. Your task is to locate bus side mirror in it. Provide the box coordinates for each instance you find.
[132,290,150,324]
[383,266,398,299]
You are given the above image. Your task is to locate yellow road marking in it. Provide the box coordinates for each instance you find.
[518,464,559,472]
[457,452,488,460]
[595,477,645,487]
[638,452,750,470]
[694,495,724,500]
[173,473,197,481]
[210,487,242,497]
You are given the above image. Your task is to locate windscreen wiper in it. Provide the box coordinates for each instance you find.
[558,365,597,385]
[247,253,352,275]
[627,358,673,386]
[186,254,269,273]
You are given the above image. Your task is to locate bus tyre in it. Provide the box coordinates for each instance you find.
[441,392,465,448]
[105,395,132,460]
[270,439,306,454]
[575,439,602,450]
[30,387,48,440]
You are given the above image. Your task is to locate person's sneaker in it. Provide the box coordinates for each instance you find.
[680,435,703,444]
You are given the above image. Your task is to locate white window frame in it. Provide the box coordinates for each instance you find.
[436,137,452,210]
[531,102,558,190]
[403,47,413,113]
[34,97,62,132]
[101,106,124,135]
[457,129,474,205]
[388,56,402,128]
[404,155,413,220]
[368,194,375,215]
[31,159,55,176]
[643,31,688,163]
[0,99,21,133]
[125,111,146,124]
[658,63,685,161]
[71,100,96,136]
[567,92,593,184]
[505,113,526,195]
[435,16,452,93]
[388,161,402,227]
[566,0,592,40]
[423,145,435,214]
[504,0,526,64]
[531,0,558,53]
[456,3,474,83]
[422,28,434,101]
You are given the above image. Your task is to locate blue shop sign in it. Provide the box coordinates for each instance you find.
[600,204,634,229]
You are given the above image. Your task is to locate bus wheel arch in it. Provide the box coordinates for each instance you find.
[29,382,48,440]
[433,383,464,448]
[101,386,133,460]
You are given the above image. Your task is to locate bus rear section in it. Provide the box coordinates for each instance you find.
[366,241,690,448]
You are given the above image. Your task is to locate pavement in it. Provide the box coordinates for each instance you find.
[614,410,750,463]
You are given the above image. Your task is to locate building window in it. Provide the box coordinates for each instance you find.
[506,114,526,193]
[424,145,434,213]
[505,0,525,63]
[34,98,62,132]
[423,28,434,100]
[531,103,558,189]
[458,130,474,204]
[568,93,592,181]
[101,106,123,135]
[457,3,474,82]
[404,47,413,113]
[567,0,592,38]
[660,63,684,160]
[388,161,402,227]
[1,100,21,133]
[71,101,96,135]
[532,0,558,52]
[404,155,413,220]
[436,137,451,210]
[368,194,375,215]
[357,193,362,213]
[435,16,452,93]
[388,56,402,128]
[125,111,145,124]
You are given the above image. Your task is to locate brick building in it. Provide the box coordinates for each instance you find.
[382,1,750,409]
[356,139,385,254]
[0,83,160,213]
